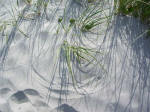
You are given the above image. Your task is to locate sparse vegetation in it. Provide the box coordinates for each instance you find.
[0,1,150,107]
[115,0,150,37]
[60,40,105,90]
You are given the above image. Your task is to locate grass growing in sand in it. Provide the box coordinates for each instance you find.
[115,0,150,37]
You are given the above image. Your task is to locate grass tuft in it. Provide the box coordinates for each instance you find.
[60,40,106,90]
[115,0,150,37]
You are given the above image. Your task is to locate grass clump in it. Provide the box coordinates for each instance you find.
[116,0,150,21]
[58,17,63,23]
[57,17,76,33]
[78,5,110,32]
[87,0,96,3]
[115,0,150,37]
[61,41,105,89]
[69,18,76,25]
